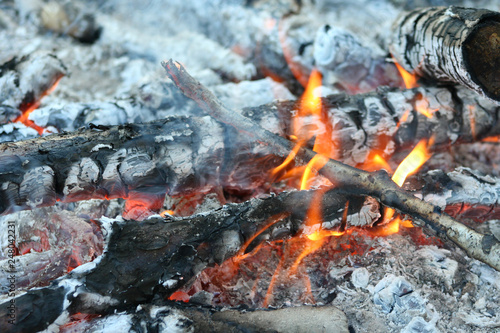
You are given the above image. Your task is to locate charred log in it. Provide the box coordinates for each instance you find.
[163,59,500,271]
[1,81,498,216]
[390,6,500,102]
[0,116,225,216]
[246,85,500,166]
[0,188,359,332]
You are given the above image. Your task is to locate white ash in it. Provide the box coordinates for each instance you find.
[351,267,371,289]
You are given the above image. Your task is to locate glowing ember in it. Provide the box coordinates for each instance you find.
[14,76,62,134]
[415,98,438,119]
[394,61,419,89]
[161,210,175,216]
[468,105,477,140]
[168,290,190,302]
[482,136,500,142]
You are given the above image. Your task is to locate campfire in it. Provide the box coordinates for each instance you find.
[1,1,499,332]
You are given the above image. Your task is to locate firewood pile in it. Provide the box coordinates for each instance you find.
[0,0,499,332]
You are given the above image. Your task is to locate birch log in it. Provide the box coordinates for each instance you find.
[390,6,500,102]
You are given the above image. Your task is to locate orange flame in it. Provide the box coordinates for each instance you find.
[394,62,419,89]
[272,68,336,189]
[415,98,438,119]
[363,153,393,173]
[161,210,175,217]
[14,76,62,134]
[392,138,432,187]
[300,154,330,190]
[378,138,433,233]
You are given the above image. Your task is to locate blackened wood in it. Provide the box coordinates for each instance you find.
[0,116,225,215]
[0,188,357,332]
[163,59,500,271]
[391,6,500,102]
[1,84,498,215]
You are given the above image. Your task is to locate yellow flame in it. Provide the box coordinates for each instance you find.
[392,139,432,187]
[301,69,322,117]
[395,62,419,89]
[378,139,433,233]
[300,154,329,190]
[306,229,345,241]
[415,99,437,119]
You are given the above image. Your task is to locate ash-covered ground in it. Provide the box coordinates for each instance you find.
[0,1,499,332]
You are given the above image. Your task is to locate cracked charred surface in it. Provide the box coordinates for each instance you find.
[0,116,225,216]
[0,188,362,332]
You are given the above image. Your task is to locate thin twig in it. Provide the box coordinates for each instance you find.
[162,59,500,271]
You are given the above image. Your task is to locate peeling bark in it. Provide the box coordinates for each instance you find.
[391,6,500,102]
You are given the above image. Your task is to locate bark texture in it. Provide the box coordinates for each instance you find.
[1,83,498,215]
[247,85,500,166]
[391,6,500,102]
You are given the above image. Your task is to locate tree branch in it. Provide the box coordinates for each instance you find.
[162,59,500,271]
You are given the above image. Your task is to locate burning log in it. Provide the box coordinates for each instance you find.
[163,59,500,271]
[247,84,500,166]
[0,188,358,332]
[0,84,497,216]
[391,6,500,102]
[0,116,225,217]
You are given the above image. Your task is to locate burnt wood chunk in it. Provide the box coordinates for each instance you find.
[391,6,500,102]
[0,188,356,332]
[2,85,497,216]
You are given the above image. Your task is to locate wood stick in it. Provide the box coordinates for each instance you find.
[390,6,500,102]
[162,59,500,271]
